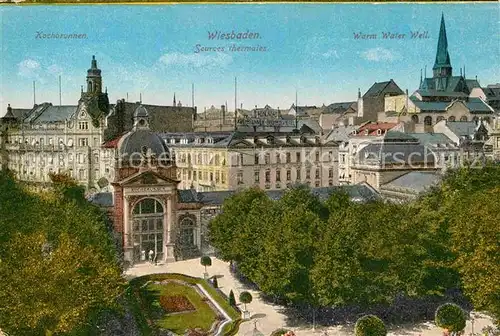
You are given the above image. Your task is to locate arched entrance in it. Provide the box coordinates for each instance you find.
[175,215,200,260]
[132,198,164,263]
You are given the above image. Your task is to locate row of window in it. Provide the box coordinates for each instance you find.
[416,115,490,126]
[12,152,100,164]
[8,136,97,147]
[254,167,334,183]
[177,152,226,166]
[254,150,334,165]
[179,169,227,184]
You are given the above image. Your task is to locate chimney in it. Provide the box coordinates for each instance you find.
[7,104,12,115]
[221,105,226,124]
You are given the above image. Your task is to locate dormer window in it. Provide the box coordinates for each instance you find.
[376,129,383,136]
[365,129,370,135]
[139,119,146,126]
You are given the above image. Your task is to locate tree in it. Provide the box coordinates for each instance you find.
[0,232,124,335]
[239,291,253,312]
[435,303,467,334]
[0,171,124,335]
[207,187,268,263]
[228,290,236,307]
[355,315,387,336]
[448,188,500,325]
[200,255,212,274]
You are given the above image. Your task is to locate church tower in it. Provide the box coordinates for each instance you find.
[433,14,453,80]
[79,55,109,127]
[86,55,102,95]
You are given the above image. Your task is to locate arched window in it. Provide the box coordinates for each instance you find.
[424,116,433,126]
[460,116,468,121]
[133,198,163,214]
[131,198,164,263]
[179,217,195,246]
[436,116,445,123]
[448,116,456,122]
[411,115,419,124]
[472,116,479,123]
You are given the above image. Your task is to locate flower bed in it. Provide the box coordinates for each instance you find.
[159,295,195,313]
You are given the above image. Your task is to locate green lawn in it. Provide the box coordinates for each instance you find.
[129,273,242,335]
[147,282,216,334]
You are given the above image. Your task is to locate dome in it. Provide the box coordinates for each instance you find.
[134,105,149,118]
[118,130,169,158]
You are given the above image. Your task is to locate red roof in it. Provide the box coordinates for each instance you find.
[102,135,124,148]
[355,122,397,137]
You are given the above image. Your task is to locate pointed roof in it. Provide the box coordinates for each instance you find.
[87,55,101,76]
[433,14,452,70]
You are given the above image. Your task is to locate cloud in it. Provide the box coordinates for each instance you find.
[18,59,41,78]
[47,64,64,76]
[361,47,400,62]
[322,49,339,59]
[159,52,232,68]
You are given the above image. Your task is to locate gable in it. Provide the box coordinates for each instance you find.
[120,170,178,186]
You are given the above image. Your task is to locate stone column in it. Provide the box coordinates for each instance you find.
[165,195,176,263]
[123,195,133,264]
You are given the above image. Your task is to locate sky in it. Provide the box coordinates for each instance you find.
[1,3,499,116]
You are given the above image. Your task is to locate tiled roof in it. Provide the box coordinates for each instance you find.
[363,80,404,98]
[382,131,418,142]
[35,105,78,122]
[109,101,196,134]
[357,142,437,165]
[120,130,169,157]
[417,90,468,98]
[410,97,493,113]
[354,122,398,137]
[445,121,478,137]
[382,171,441,194]
[102,134,125,148]
[419,76,481,95]
[325,125,359,142]
[406,133,455,145]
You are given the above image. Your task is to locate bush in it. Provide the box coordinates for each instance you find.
[435,303,467,333]
[200,255,212,268]
[239,291,253,304]
[228,290,236,306]
[355,315,387,336]
[270,328,294,336]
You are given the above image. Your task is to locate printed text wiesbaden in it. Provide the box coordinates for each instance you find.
[208,30,261,40]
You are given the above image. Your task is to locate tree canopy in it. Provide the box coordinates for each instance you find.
[0,171,125,335]
[208,165,500,324]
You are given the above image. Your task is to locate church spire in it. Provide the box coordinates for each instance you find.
[91,55,97,69]
[173,93,176,107]
[433,14,452,78]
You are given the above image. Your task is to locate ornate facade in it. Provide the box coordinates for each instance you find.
[0,56,196,190]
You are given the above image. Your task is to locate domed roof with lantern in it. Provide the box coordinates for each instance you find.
[117,105,171,161]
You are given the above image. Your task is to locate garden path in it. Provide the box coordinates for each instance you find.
[125,258,495,336]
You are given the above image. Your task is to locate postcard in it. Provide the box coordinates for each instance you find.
[0,3,499,336]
